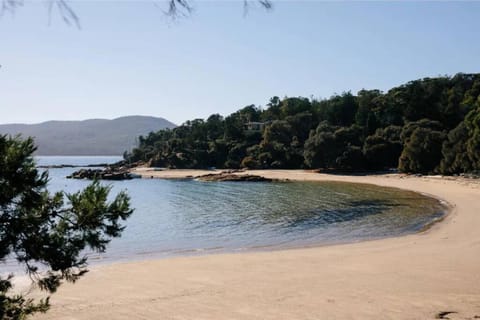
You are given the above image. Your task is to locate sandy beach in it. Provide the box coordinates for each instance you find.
[32,170,480,319]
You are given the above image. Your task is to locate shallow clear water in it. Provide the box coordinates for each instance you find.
[3,156,446,271]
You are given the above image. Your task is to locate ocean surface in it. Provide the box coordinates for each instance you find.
[4,156,446,271]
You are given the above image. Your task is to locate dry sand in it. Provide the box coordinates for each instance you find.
[32,170,480,320]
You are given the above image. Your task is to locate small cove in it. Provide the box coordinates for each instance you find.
[2,156,447,273]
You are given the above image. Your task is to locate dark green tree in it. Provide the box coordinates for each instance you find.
[315,92,358,127]
[240,156,260,169]
[363,126,402,170]
[261,96,281,121]
[279,97,312,119]
[439,122,472,174]
[225,143,248,168]
[399,127,446,173]
[464,103,480,171]
[258,120,293,168]
[285,112,315,143]
[355,89,383,135]
[0,135,133,319]
[303,122,341,169]
[304,135,335,169]
[400,119,444,143]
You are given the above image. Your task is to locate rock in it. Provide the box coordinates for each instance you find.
[65,159,150,180]
[195,173,273,182]
[38,164,76,169]
[67,168,138,180]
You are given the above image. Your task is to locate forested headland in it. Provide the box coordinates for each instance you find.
[126,73,480,175]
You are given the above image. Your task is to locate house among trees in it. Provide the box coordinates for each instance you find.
[244,121,268,132]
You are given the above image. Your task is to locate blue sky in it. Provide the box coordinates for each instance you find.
[1,1,479,125]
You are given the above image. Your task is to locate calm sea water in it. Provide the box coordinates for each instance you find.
[3,156,447,271]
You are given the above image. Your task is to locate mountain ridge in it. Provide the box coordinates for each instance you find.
[0,115,177,156]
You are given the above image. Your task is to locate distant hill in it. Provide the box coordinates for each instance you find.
[0,116,177,155]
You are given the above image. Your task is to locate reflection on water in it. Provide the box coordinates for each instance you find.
[3,156,446,271]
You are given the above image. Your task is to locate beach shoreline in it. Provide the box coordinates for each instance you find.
[32,170,480,320]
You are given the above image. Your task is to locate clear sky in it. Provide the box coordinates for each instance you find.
[1,1,479,125]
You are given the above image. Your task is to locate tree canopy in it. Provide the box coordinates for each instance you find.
[0,135,133,319]
[126,73,480,175]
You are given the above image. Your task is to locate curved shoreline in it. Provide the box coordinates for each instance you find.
[34,170,480,320]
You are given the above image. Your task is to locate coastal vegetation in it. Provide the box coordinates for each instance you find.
[0,135,133,319]
[126,73,480,175]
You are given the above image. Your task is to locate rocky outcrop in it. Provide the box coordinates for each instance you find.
[195,173,273,182]
[67,169,136,180]
[66,161,144,180]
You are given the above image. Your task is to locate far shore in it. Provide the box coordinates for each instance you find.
[33,170,480,320]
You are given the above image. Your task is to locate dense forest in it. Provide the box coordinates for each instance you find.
[126,73,480,174]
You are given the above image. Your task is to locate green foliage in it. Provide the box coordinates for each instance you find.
[315,92,358,126]
[303,122,339,168]
[464,103,480,170]
[399,127,446,173]
[225,143,248,168]
[355,89,383,135]
[400,119,444,143]
[304,123,364,170]
[363,126,403,170]
[439,122,472,174]
[336,145,365,170]
[0,135,133,319]
[126,73,480,174]
[240,156,260,169]
[279,97,312,119]
[0,275,50,320]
